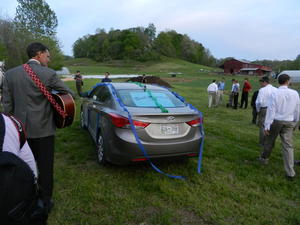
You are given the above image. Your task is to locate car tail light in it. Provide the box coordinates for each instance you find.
[187,153,198,157]
[108,113,150,128]
[186,117,202,127]
[131,158,147,162]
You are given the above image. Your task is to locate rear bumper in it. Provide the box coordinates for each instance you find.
[105,128,202,165]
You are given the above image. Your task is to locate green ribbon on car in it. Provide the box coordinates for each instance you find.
[128,81,169,113]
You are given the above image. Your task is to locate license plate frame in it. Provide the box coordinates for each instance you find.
[160,124,179,135]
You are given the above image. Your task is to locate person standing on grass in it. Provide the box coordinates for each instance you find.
[217,78,225,105]
[250,90,259,124]
[227,79,235,107]
[207,80,218,108]
[255,76,277,146]
[258,74,300,181]
[74,70,83,96]
[240,77,252,109]
[232,79,239,109]
[2,42,75,222]
[101,72,112,82]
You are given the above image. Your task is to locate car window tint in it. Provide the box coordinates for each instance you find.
[89,86,102,100]
[117,89,185,107]
[97,87,111,102]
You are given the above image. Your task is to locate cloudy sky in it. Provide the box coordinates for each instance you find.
[1,0,300,61]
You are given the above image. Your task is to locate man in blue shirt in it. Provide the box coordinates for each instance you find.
[101,72,112,82]
[217,78,225,105]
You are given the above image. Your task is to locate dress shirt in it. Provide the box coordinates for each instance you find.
[2,114,38,177]
[255,84,277,112]
[231,83,239,93]
[218,82,225,90]
[264,86,300,130]
[242,81,252,92]
[28,59,41,64]
[207,82,218,92]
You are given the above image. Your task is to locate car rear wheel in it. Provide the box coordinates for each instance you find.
[96,133,107,165]
[80,110,86,129]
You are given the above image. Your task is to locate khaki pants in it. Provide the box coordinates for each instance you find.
[258,108,267,146]
[262,120,296,177]
[208,92,217,108]
[217,90,224,105]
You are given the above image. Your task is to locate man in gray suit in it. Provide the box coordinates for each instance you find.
[2,42,74,216]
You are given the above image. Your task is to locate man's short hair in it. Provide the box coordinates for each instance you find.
[26,42,49,58]
[259,76,269,83]
[76,70,80,73]
[213,79,216,82]
[278,74,290,85]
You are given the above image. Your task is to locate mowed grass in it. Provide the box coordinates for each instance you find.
[64,57,219,76]
[50,64,300,225]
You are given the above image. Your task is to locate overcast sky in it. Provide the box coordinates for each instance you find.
[1,0,300,61]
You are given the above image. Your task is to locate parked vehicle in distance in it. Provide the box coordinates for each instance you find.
[276,70,300,83]
[80,82,203,165]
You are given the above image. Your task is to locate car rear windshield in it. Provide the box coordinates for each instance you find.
[117,89,186,108]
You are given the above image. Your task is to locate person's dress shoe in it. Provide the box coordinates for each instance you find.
[286,176,295,181]
[257,157,269,165]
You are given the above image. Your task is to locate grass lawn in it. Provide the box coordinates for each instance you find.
[48,65,300,225]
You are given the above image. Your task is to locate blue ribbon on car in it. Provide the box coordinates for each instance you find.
[170,90,205,174]
[88,82,204,179]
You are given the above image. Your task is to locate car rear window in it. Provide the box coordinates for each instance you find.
[117,89,185,108]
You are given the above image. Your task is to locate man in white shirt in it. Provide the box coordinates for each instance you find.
[260,74,300,180]
[255,76,277,146]
[207,80,218,108]
[232,80,240,109]
[1,113,37,177]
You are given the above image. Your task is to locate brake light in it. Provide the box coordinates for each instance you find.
[108,113,150,128]
[109,113,129,128]
[187,153,198,157]
[132,120,150,128]
[186,117,202,127]
[131,158,147,162]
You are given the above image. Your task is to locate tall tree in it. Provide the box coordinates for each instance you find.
[144,23,156,42]
[14,0,58,37]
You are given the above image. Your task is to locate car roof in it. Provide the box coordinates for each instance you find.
[110,82,169,91]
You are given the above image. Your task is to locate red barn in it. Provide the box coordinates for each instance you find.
[220,59,272,76]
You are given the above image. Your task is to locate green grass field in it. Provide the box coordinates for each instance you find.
[46,59,300,225]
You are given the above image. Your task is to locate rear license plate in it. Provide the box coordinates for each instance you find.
[160,124,179,135]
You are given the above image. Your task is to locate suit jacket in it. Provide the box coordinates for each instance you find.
[2,60,74,138]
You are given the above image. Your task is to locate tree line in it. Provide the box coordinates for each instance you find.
[252,56,300,73]
[73,24,217,67]
[0,0,63,70]
[1,0,300,72]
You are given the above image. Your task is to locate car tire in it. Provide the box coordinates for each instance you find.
[80,110,86,129]
[96,133,107,165]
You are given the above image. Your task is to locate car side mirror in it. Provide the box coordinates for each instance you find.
[80,91,89,98]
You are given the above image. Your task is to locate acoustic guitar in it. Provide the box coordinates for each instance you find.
[52,92,76,128]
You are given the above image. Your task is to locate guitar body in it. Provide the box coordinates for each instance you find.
[52,93,76,128]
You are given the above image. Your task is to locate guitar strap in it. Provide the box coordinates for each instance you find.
[0,114,5,152]
[23,64,67,119]
[7,114,26,149]
[0,113,26,150]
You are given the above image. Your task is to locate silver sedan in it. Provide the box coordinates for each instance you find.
[80,82,203,165]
